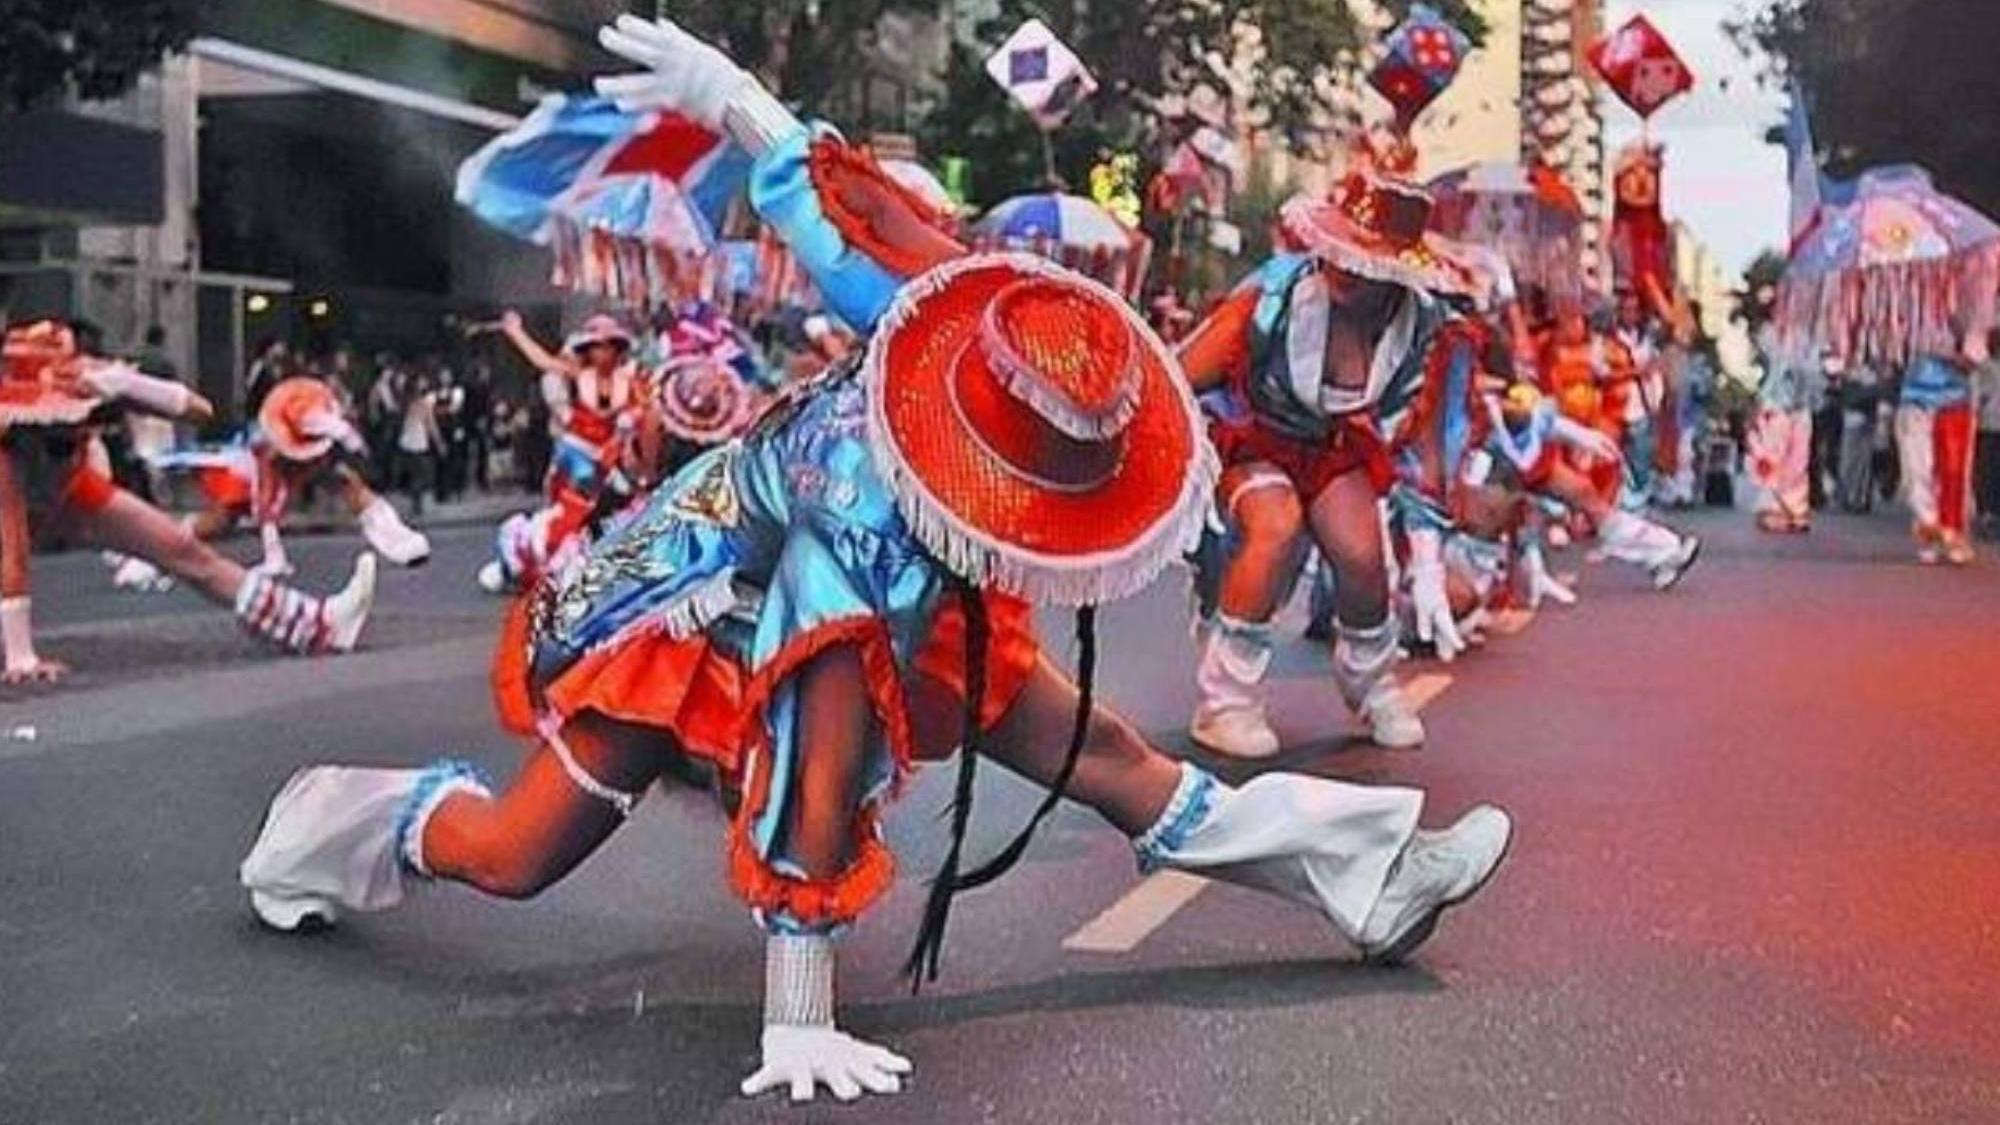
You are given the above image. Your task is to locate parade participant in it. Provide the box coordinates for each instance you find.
[1607,291,1664,509]
[140,376,430,578]
[1479,380,1696,587]
[238,16,1515,1105]
[1174,160,1522,756]
[1894,331,1988,565]
[1,321,376,682]
[1748,327,1823,534]
[478,311,643,591]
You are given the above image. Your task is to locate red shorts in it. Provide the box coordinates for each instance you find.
[1208,413,1394,500]
[60,461,118,515]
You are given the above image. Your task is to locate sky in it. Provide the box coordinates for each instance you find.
[1602,0,1788,278]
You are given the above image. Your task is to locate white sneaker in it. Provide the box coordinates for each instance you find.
[1360,680,1425,749]
[252,554,297,579]
[1358,804,1512,963]
[323,554,378,653]
[1190,704,1282,759]
[1650,536,1701,590]
[358,499,431,567]
[111,555,174,593]
[476,559,509,594]
[250,888,339,932]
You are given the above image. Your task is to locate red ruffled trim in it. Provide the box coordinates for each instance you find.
[491,589,749,766]
[807,138,961,281]
[727,616,914,929]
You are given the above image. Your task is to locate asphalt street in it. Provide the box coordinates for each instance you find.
[3,511,1998,1124]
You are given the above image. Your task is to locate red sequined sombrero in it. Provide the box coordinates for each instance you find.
[1,321,98,426]
[865,252,1215,607]
[1281,170,1487,300]
[657,356,759,443]
[257,377,344,461]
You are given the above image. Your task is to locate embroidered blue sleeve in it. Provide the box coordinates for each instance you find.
[748,125,906,335]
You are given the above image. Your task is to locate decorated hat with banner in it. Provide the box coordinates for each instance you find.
[1280,171,1489,300]
[0,320,98,427]
[1369,4,1473,128]
[257,377,346,462]
[1589,15,1694,121]
[863,252,1214,607]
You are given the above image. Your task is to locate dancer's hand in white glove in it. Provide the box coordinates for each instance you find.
[1523,545,1577,608]
[1407,529,1463,662]
[1554,417,1621,465]
[595,15,751,127]
[741,1025,913,1103]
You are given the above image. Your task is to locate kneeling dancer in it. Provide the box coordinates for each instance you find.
[239,16,1514,1105]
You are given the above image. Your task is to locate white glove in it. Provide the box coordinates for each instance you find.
[1554,416,1622,465]
[299,408,366,454]
[1406,529,1464,662]
[595,15,751,129]
[741,1025,912,1103]
[1522,544,1577,608]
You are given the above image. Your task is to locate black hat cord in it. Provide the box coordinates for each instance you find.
[903,584,1098,989]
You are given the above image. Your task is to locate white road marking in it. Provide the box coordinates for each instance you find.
[1062,671,1457,954]
[1062,870,1212,953]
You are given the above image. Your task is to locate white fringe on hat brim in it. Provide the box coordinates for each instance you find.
[0,397,100,427]
[863,252,1219,608]
[1280,200,1486,303]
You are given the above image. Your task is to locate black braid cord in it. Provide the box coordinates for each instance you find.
[903,590,1099,989]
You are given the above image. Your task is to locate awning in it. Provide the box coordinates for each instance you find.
[0,109,164,226]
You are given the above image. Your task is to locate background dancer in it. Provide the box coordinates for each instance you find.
[1,321,376,683]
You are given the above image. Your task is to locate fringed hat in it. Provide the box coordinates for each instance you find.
[0,321,99,427]
[656,356,759,444]
[1280,171,1487,301]
[256,377,345,462]
[562,314,635,356]
[864,252,1215,608]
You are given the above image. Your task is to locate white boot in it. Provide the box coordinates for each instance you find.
[358,498,431,567]
[1334,619,1423,749]
[240,760,489,931]
[1599,511,1699,590]
[1188,618,1281,759]
[106,552,174,593]
[1521,542,1576,608]
[1135,763,1425,946]
[234,553,376,654]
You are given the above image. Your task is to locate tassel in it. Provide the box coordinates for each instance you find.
[902,580,989,989]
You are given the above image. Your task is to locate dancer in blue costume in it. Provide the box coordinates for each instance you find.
[238,16,1514,1105]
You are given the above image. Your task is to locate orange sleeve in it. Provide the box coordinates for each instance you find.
[1175,285,1260,394]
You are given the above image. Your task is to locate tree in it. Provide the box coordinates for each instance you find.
[662,0,936,112]
[0,0,195,114]
[917,0,1487,210]
[1730,0,2000,219]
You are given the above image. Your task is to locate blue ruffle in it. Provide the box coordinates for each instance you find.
[1134,765,1221,872]
[394,759,487,875]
